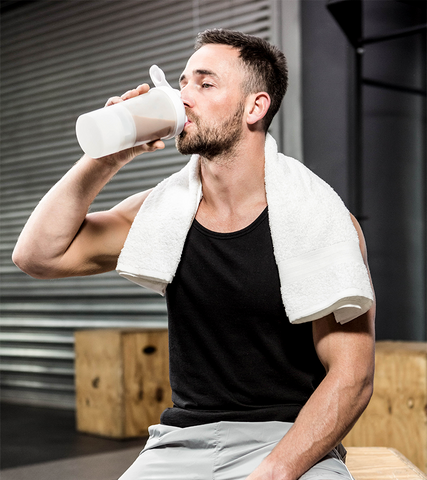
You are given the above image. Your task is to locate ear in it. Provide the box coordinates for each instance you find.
[246,92,271,126]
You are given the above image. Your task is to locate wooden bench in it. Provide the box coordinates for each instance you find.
[344,342,427,472]
[346,447,427,479]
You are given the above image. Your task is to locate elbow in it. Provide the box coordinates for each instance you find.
[358,383,373,417]
[12,245,29,274]
[12,245,55,279]
[332,363,374,419]
[361,372,374,409]
[354,368,375,417]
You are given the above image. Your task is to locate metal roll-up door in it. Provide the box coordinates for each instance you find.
[0,0,274,408]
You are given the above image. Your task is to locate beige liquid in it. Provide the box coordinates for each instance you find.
[133,115,176,143]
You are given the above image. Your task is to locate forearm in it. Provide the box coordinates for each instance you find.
[260,369,373,480]
[12,154,122,277]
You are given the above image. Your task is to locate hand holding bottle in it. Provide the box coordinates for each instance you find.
[76,66,186,159]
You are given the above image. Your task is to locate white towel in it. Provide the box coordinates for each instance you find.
[117,134,374,324]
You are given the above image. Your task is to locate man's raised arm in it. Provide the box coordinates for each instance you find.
[12,84,164,279]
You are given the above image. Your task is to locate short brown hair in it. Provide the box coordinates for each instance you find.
[195,29,288,132]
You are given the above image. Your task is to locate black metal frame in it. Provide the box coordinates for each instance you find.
[327,0,426,220]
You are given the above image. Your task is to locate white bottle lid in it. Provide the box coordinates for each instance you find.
[149,65,187,138]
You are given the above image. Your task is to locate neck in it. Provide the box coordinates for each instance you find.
[196,132,268,232]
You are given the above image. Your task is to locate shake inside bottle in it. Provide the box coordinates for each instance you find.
[75,65,187,158]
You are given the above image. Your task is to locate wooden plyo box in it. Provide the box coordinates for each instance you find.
[346,447,427,480]
[74,328,172,439]
[344,341,427,473]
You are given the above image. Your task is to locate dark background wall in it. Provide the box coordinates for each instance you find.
[0,0,426,411]
[301,0,426,341]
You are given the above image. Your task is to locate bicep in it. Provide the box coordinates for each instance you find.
[57,189,152,276]
[56,210,132,276]
[312,311,375,377]
[312,309,376,422]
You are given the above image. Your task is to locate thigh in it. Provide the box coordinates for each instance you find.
[214,423,353,480]
[118,446,212,480]
[118,424,216,480]
[214,421,292,480]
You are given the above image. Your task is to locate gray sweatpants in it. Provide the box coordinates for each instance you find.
[118,421,353,480]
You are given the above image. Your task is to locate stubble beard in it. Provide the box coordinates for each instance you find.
[175,102,245,160]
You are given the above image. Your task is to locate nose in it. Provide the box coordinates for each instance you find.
[180,84,194,109]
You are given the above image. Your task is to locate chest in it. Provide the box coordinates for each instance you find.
[175,208,285,322]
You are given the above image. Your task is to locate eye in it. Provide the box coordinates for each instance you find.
[201,83,213,89]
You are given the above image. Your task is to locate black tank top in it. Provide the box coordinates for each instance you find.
[161,208,325,427]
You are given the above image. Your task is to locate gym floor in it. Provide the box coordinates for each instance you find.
[1,402,148,475]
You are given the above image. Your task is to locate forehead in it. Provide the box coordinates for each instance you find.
[181,44,243,82]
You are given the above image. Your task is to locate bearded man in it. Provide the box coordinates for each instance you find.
[13,29,375,480]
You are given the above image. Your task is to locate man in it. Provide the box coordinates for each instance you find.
[13,29,375,480]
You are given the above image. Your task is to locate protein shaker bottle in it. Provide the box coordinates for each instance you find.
[75,65,186,158]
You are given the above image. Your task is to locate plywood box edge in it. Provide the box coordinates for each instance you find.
[376,341,427,355]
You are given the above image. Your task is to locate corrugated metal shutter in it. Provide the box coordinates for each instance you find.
[1,0,274,408]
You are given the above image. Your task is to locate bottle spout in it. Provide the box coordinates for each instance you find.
[148,64,187,137]
[149,65,172,88]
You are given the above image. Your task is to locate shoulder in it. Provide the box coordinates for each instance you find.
[349,214,368,264]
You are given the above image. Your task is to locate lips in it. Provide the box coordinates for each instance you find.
[184,110,197,129]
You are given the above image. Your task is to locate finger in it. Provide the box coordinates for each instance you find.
[135,83,150,94]
[135,140,165,155]
[105,96,124,107]
[121,83,150,100]
[121,89,136,100]
[145,139,165,151]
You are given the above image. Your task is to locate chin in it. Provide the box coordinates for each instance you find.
[175,134,194,155]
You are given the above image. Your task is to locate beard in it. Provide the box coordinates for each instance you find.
[175,101,245,159]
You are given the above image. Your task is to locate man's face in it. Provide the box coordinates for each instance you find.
[176,44,247,159]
